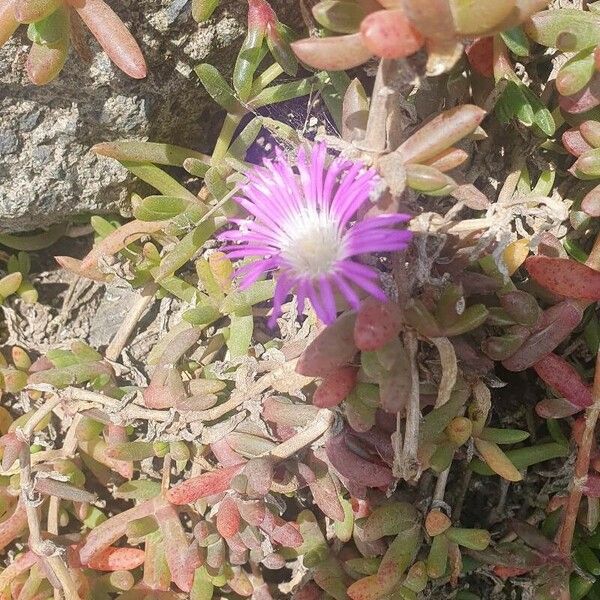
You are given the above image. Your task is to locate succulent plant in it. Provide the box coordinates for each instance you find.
[9,0,600,599]
[0,251,37,305]
[0,0,146,84]
[293,0,549,75]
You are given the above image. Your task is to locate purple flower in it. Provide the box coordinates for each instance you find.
[219,143,412,325]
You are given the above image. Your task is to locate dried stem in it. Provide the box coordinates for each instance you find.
[161,454,172,494]
[558,234,600,555]
[47,496,60,537]
[268,409,334,461]
[401,331,421,482]
[433,466,451,508]
[17,445,42,548]
[558,373,598,552]
[105,282,159,361]
[488,479,510,527]
[21,395,62,438]
[452,469,472,523]
[430,337,457,408]
[45,556,82,600]
[60,358,306,428]
[194,357,302,422]
[61,414,83,457]
[15,395,81,600]
[64,388,172,422]
[360,58,396,154]
[392,412,403,479]
[49,414,82,548]
[558,351,600,555]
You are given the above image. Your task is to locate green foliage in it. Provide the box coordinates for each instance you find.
[7,2,600,599]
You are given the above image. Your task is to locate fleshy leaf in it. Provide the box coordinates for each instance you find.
[325,433,393,488]
[292,33,373,71]
[166,464,245,505]
[533,352,592,408]
[362,502,418,541]
[525,256,600,299]
[296,312,358,377]
[66,0,146,78]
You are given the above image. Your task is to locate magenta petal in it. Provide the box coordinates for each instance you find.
[333,273,361,311]
[307,283,330,324]
[296,278,309,317]
[268,275,294,327]
[341,260,379,280]
[236,258,277,289]
[318,276,337,324]
[351,276,387,301]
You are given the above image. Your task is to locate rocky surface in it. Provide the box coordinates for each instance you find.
[0,0,297,233]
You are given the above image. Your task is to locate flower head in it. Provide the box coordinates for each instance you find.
[219,143,412,325]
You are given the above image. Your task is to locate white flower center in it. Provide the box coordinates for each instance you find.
[279,207,344,277]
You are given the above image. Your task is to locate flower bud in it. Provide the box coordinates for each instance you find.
[446,417,472,446]
[425,510,452,537]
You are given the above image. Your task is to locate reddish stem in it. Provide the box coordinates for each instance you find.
[558,234,600,555]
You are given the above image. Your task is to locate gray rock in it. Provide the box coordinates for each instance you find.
[0,0,298,233]
[88,282,143,349]
[0,130,19,155]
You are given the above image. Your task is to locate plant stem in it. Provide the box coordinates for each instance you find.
[47,496,60,537]
[361,58,393,154]
[269,409,334,460]
[183,357,304,422]
[105,282,158,362]
[60,357,309,427]
[16,395,81,600]
[250,63,284,97]
[212,113,243,165]
[392,412,403,479]
[401,331,421,482]
[22,396,62,438]
[45,555,81,600]
[64,388,172,422]
[433,466,451,507]
[558,352,600,555]
[452,469,471,523]
[558,233,600,555]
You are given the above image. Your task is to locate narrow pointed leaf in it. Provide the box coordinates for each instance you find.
[93,141,210,167]
[195,63,244,113]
